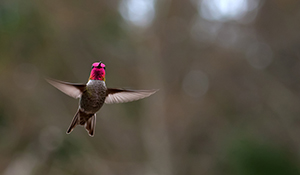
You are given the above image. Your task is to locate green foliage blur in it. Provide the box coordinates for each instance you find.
[1,0,300,175]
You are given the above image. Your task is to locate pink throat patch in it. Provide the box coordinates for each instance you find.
[90,62,106,80]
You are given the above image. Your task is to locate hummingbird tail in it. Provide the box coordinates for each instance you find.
[66,110,80,134]
[85,114,96,137]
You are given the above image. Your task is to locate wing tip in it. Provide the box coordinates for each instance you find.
[45,77,86,99]
[44,77,63,87]
[151,89,159,93]
[142,89,159,96]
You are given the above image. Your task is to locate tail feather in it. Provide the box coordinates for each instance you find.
[66,110,80,134]
[85,114,96,137]
[66,109,96,137]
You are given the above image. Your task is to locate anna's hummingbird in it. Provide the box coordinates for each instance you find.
[46,61,157,137]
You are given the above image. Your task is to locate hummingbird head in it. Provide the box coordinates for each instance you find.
[89,62,106,81]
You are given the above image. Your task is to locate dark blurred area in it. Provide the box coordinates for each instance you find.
[1,0,300,174]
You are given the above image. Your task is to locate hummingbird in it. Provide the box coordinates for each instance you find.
[46,61,157,137]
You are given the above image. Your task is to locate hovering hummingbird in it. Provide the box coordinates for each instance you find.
[46,61,157,137]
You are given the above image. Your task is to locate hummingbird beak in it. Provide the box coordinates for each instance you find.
[97,61,102,68]
[91,61,102,69]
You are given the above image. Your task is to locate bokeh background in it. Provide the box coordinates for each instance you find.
[1,0,300,174]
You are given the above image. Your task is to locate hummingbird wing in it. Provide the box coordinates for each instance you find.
[105,88,158,104]
[46,78,86,99]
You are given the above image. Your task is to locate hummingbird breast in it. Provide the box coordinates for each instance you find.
[79,80,107,113]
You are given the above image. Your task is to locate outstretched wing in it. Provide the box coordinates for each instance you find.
[46,78,86,99]
[105,88,158,104]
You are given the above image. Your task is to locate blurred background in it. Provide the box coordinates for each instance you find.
[1,0,300,174]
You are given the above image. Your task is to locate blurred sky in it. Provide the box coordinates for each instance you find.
[1,0,300,175]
